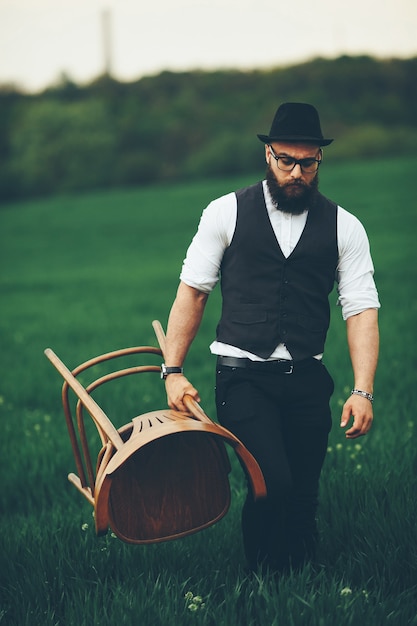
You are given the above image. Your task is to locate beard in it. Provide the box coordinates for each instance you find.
[266,164,320,215]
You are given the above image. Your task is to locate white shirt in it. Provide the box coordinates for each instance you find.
[180,180,380,360]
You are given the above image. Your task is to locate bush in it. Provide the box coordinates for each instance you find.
[329,124,417,160]
[9,99,117,196]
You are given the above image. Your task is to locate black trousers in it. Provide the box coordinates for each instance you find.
[215,357,334,572]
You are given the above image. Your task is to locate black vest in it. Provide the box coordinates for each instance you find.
[216,182,338,360]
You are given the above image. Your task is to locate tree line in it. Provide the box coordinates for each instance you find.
[0,55,416,201]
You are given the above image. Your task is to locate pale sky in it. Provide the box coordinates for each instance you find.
[1,0,416,93]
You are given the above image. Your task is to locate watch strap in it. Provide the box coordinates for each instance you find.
[161,364,184,379]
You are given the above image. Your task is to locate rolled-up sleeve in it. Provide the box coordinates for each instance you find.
[336,207,381,320]
[180,192,236,293]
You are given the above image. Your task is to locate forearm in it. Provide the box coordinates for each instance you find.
[341,308,379,438]
[164,281,209,367]
[163,282,208,411]
[346,308,379,393]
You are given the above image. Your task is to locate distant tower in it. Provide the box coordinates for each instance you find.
[102,9,113,77]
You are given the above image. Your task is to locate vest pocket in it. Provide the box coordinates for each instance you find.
[231,305,268,324]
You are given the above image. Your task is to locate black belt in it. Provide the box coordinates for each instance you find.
[217,355,315,375]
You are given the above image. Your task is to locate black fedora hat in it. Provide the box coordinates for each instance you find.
[257,102,333,146]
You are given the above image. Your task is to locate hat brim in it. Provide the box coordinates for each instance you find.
[257,134,333,147]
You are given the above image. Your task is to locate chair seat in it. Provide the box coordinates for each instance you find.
[106,429,231,543]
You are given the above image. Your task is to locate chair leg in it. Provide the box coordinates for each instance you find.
[68,473,94,506]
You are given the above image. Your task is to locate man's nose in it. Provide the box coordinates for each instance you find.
[290,163,303,178]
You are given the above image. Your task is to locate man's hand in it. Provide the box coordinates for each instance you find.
[165,374,200,413]
[340,394,373,439]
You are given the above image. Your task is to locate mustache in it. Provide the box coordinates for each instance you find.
[282,180,308,188]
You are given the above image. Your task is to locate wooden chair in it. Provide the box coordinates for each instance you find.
[44,321,266,544]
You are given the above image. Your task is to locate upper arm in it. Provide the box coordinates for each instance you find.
[336,208,380,319]
[180,194,237,292]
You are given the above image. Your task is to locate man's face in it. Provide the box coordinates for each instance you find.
[265,141,321,215]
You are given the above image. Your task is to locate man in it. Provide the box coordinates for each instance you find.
[161,103,380,573]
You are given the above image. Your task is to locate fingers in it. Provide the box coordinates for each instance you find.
[344,423,365,439]
[165,374,200,412]
[340,396,373,439]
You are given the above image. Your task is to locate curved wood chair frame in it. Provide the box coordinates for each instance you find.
[44,321,266,544]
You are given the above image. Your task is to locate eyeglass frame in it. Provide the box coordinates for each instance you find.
[268,144,322,173]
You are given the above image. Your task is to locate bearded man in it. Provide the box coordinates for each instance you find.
[161,103,380,573]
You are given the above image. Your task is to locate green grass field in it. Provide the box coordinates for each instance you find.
[1,157,416,625]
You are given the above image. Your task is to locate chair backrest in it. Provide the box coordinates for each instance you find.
[44,330,266,544]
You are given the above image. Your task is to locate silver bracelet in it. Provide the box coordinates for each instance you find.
[351,388,374,404]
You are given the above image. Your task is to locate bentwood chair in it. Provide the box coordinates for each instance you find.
[44,321,266,544]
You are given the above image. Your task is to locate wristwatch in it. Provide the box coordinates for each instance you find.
[160,363,184,379]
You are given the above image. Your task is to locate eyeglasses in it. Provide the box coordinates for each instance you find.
[268,145,321,173]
